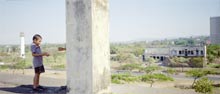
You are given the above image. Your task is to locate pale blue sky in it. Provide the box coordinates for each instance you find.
[0,0,220,44]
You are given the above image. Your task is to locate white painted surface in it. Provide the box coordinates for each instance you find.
[66,0,110,94]
[20,32,25,58]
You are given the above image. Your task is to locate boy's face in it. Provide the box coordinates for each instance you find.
[34,37,42,46]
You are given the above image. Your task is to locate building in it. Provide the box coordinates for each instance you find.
[143,46,206,61]
[20,32,25,58]
[210,16,220,44]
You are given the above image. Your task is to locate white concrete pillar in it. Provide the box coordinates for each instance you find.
[20,32,25,58]
[66,0,110,94]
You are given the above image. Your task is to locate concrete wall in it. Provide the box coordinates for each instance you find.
[66,0,110,94]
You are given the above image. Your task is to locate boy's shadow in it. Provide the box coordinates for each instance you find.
[0,85,67,94]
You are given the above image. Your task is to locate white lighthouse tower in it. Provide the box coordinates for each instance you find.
[20,32,25,58]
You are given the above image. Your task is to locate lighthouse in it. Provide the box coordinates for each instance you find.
[20,32,25,58]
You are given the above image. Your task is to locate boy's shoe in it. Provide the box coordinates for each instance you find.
[37,85,46,90]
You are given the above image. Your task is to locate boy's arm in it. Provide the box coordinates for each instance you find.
[32,52,49,57]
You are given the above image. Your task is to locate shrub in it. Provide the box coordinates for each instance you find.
[166,68,178,76]
[111,73,140,84]
[194,77,213,94]
[188,57,204,68]
[143,66,161,74]
[140,73,173,87]
[186,69,208,87]
[119,63,142,72]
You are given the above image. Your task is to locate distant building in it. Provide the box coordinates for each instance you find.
[143,46,206,61]
[20,32,25,58]
[210,16,220,44]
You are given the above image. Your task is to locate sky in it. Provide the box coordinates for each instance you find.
[0,0,220,44]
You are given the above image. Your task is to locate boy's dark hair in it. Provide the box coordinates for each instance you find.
[33,34,42,41]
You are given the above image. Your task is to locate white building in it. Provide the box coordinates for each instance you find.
[20,32,25,58]
[144,46,206,61]
[210,16,220,44]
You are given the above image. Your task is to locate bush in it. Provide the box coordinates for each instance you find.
[143,66,161,74]
[168,57,189,68]
[207,45,220,63]
[140,73,173,87]
[188,57,204,68]
[119,63,142,71]
[194,77,213,94]
[111,73,140,84]
[186,69,208,87]
[116,53,139,63]
[166,68,178,75]
[209,63,220,68]
[203,68,220,75]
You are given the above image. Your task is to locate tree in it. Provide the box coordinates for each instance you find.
[143,66,160,74]
[186,69,208,87]
[194,77,213,94]
[207,45,220,64]
[141,73,173,87]
[132,47,145,57]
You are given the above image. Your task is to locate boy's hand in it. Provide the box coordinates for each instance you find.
[43,52,50,56]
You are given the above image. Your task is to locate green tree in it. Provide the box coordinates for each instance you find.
[207,45,220,63]
[186,69,208,87]
[194,77,213,94]
[132,47,145,57]
[141,73,174,87]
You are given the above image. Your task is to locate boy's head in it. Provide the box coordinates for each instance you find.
[33,34,42,46]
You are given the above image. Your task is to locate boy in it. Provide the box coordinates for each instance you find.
[31,34,49,91]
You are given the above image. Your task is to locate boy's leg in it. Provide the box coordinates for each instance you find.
[36,73,41,87]
[33,73,40,89]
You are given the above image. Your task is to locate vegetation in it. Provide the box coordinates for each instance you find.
[169,57,189,71]
[166,68,178,76]
[186,69,208,87]
[111,73,140,84]
[146,57,158,66]
[207,45,220,63]
[188,57,204,68]
[194,77,213,94]
[119,63,142,72]
[141,73,174,87]
[143,66,161,74]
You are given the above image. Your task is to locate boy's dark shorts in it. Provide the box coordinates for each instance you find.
[34,65,45,74]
